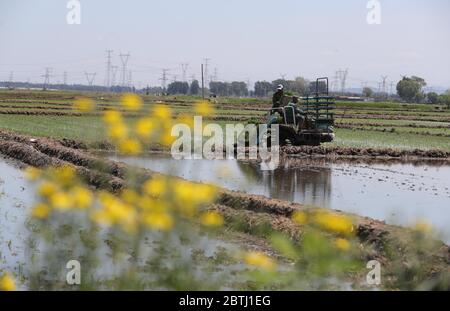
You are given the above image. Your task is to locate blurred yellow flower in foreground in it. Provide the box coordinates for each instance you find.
[120,189,140,204]
[71,186,93,209]
[74,98,95,112]
[244,251,276,271]
[118,138,142,155]
[194,101,214,116]
[54,165,76,184]
[121,93,143,111]
[292,211,308,225]
[200,211,224,227]
[413,220,432,234]
[153,105,171,119]
[50,192,72,210]
[38,181,58,197]
[314,211,354,236]
[135,117,155,139]
[108,123,129,141]
[103,110,123,124]
[0,273,16,291]
[143,177,166,197]
[334,238,351,251]
[143,212,173,231]
[31,203,51,219]
[94,192,136,229]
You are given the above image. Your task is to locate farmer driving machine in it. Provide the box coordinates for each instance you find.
[259,77,335,147]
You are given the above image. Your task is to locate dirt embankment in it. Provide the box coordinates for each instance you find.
[335,124,450,138]
[281,145,450,161]
[336,122,450,129]
[0,129,449,288]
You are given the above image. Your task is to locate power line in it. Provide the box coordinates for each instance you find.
[160,68,170,90]
[105,49,113,87]
[127,70,132,88]
[181,63,189,82]
[203,57,210,85]
[41,67,52,90]
[336,69,348,93]
[380,75,388,93]
[111,66,118,86]
[213,67,218,82]
[84,72,97,86]
[63,71,67,85]
[119,53,130,87]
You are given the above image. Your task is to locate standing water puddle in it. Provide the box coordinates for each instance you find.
[110,153,450,243]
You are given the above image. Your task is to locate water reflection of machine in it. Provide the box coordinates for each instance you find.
[236,159,332,207]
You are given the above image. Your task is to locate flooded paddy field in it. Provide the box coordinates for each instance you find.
[111,154,450,242]
[0,156,288,290]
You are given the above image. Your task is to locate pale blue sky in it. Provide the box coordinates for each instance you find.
[0,0,449,90]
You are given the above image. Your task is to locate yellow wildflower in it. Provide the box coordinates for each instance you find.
[143,212,173,231]
[107,122,129,140]
[292,211,308,225]
[413,220,432,234]
[200,211,224,227]
[194,101,214,116]
[153,105,171,119]
[31,203,51,219]
[103,110,123,124]
[143,177,166,197]
[121,93,142,111]
[335,238,351,251]
[191,184,217,204]
[0,273,16,291]
[118,138,142,155]
[50,192,72,210]
[173,180,196,204]
[120,188,140,204]
[135,117,155,139]
[244,251,276,271]
[161,131,176,146]
[71,186,93,209]
[38,181,58,197]
[54,165,76,184]
[314,211,354,236]
[74,98,95,112]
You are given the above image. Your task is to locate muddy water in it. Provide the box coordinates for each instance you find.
[0,158,31,281]
[111,154,450,242]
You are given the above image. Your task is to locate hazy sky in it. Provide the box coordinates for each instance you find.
[0,0,449,90]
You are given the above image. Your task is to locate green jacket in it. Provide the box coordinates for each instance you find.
[272,90,284,108]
